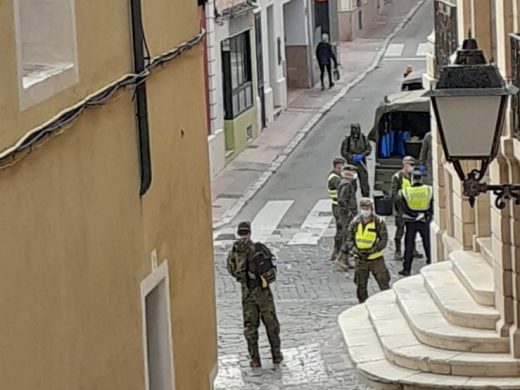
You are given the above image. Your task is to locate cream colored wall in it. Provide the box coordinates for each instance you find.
[0,0,217,388]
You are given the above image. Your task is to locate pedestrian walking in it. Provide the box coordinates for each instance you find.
[340,198,391,303]
[335,164,358,271]
[316,33,338,90]
[390,156,423,260]
[398,170,433,276]
[226,221,283,368]
[328,157,346,260]
[341,123,372,197]
[418,131,432,185]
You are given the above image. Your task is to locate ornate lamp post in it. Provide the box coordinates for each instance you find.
[426,38,519,208]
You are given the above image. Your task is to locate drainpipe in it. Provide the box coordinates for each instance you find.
[130,0,152,195]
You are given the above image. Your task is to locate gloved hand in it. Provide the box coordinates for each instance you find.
[353,154,363,164]
[419,164,426,174]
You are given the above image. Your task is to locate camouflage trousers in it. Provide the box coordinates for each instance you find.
[242,284,281,359]
[354,256,391,303]
[394,210,405,252]
[338,211,355,246]
[332,204,342,253]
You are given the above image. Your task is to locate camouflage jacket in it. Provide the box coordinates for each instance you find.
[340,134,372,161]
[338,178,358,215]
[341,215,388,256]
[227,239,255,284]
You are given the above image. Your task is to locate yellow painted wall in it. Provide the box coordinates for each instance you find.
[0,0,217,389]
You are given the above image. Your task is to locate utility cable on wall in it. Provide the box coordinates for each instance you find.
[0,29,206,171]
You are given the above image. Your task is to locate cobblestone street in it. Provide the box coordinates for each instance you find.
[213,225,425,390]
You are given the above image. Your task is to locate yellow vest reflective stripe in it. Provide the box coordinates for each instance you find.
[402,177,411,189]
[355,221,383,260]
[328,172,341,205]
[403,185,433,211]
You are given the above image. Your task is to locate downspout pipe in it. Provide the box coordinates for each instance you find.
[130,0,152,196]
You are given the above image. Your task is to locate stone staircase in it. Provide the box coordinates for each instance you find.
[338,240,520,389]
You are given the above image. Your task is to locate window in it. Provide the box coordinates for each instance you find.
[222,31,253,119]
[13,0,78,109]
[141,261,175,390]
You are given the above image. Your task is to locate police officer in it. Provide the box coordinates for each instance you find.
[227,221,283,368]
[398,170,434,276]
[390,156,422,260]
[341,123,372,197]
[340,198,391,303]
[328,157,346,260]
[335,164,358,271]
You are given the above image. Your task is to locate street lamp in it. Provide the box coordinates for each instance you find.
[425,38,519,208]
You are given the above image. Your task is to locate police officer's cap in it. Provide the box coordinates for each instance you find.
[403,156,415,164]
[411,169,424,178]
[359,197,374,208]
[333,157,345,165]
[237,221,251,234]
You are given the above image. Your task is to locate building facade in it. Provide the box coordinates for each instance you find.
[338,0,383,41]
[339,0,520,388]
[1,0,217,389]
[206,0,332,178]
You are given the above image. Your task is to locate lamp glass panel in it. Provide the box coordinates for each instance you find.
[435,95,502,158]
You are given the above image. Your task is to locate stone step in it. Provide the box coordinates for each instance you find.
[476,236,493,266]
[449,250,495,306]
[365,291,520,377]
[394,276,509,353]
[421,262,500,330]
[338,305,520,389]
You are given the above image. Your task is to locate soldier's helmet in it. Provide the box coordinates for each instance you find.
[333,157,345,166]
[237,221,251,235]
[359,197,374,208]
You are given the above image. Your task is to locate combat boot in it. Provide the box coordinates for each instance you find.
[413,249,423,259]
[249,357,261,368]
[272,352,284,365]
[335,252,349,271]
[329,248,339,261]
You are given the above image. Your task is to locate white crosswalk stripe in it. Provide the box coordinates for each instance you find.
[288,199,333,246]
[416,43,428,57]
[251,200,294,242]
[213,199,336,249]
[384,43,405,57]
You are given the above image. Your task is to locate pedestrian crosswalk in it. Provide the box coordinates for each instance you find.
[213,199,336,248]
[383,42,428,60]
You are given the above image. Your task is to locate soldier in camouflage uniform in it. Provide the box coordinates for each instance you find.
[226,221,282,368]
[328,157,346,260]
[335,164,358,271]
[341,123,372,197]
[341,198,391,303]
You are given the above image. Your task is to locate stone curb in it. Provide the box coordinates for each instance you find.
[213,0,429,232]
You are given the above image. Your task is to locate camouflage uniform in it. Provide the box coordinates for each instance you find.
[342,215,391,303]
[227,238,281,361]
[390,170,410,255]
[337,177,358,246]
[328,168,343,258]
[340,124,372,197]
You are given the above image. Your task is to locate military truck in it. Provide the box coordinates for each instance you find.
[368,89,431,214]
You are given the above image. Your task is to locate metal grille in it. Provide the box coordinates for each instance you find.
[434,0,458,79]
[511,33,520,139]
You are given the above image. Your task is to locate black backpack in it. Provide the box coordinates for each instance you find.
[249,242,277,287]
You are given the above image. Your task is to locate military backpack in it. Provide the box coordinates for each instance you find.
[248,242,277,287]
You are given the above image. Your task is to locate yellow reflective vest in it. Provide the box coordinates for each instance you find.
[328,172,341,205]
[402,177,411,190]
[402,185,433,211]
[355,220,383,260]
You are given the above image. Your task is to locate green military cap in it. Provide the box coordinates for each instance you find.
[359,197,374,208]
[237,221,251,234]
[403,155,415,164]
[333,157,346,165]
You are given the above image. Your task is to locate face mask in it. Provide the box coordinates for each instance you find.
[353,173,358,181]
[360,209,372,218]
[406,165,414,173]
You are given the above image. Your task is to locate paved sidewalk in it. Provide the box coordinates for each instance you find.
[211,0,426,230]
